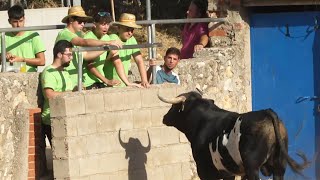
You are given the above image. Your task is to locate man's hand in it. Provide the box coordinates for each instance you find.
[6,53,24,63]
[104,79,121,87]
[194,44,204,52]
[140,80,150,88]
[149,58,156,66]
[127,83,143,88]
[106,40,123,49]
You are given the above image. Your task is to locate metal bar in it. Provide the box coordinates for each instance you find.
[0,25,67,33]
[110,0,115,22]
[151,24,157,84]
[61,0,64,7]
[1,32,6,72]
[66,0,71,7]
[146,0,152,59]
[134,18,225,25]
[71,43,162,52]
[77,52,83,92]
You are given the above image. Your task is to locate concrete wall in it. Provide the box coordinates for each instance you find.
[0,7,69,72]
[50,85,200,179]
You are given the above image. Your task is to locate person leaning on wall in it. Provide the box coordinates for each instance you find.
[181,0,209,59]
[40,40,75,177]
[0,4,46,72]
[104,13,150,88]
[82,11,121,90]
[56,5,122,87]
[147,47,181,85]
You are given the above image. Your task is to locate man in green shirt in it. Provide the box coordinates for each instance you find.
[105,13,150,88]
[83,12,120,89]
[1,4,46,72]
[56,6,122,87]
[40,40,74,176]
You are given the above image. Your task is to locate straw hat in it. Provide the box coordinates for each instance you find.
[61,6,92,23]
[112,13,142,29]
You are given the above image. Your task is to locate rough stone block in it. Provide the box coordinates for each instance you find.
[49,96,66,118]
[163,163,182,180]
[51,117,66,138]
[132,109,152,129]
[148,127,180,147]
[89,173,110,180]
[151,107,170,127]
[182,162,198,180]
[141,88,160,108]
[64,95,86,116]
[84,93,105,114]
[98,152,127,173]
[86,133,122,155]
[76,114,97,136]
[147,144,192,166]
[96,110,133,133]
[52,138,68,159]
[79,155,101,176]
[53,159,70,178]
[69,159,80,177]
[67,137,87,158]
[104,89,141,111]
[146,166,164,180]
[65,116,78,137]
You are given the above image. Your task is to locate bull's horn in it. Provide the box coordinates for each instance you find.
[158,94,186,104]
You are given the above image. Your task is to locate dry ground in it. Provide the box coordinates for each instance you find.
[133,25,183,60]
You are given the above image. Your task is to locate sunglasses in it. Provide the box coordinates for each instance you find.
[73,17,86,24]
[97,12,111,17]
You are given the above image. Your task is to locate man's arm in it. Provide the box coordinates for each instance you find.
[133,52,149,88]
[44,88,63,99]
[71,36,122,47]
[108,54,141,88]
[7,51,45,66]
[86,60,120,86]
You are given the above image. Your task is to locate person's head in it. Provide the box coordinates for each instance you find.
[92,11,113,37]
[53,40,74,67]
[113,13,142,41]
[187,0,208,19]
[163,47,181,71]
[61,6,92,32]
[8,4,25,28]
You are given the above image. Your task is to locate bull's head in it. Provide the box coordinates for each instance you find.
[158,91,203,128]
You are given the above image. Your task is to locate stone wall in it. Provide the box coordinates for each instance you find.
[0,73,42,180]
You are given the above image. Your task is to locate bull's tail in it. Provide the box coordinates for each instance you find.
[266,109,310,176]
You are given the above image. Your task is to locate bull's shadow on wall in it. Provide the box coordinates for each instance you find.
[118,129,151,180]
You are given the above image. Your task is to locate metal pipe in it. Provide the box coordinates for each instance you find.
[151,24,157,84]
[66,0,71,7]
[110,0,115,22]
[146,0,152,59]
[77,52,83,92]
[135,18,225,25]
[1,32,6,72]
[72,43,162,52]
[10,0,14,7]
[61,0,64,7]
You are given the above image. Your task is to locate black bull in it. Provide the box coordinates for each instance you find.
[158,91,310,180]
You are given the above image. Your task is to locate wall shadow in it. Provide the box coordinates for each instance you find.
[118,129,151,180]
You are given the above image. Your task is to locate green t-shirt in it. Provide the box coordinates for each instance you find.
[55,28,82,86]
[82,31,110,87]
[0,31,46,72]
[104,34,140,87]
[41,65,74,125]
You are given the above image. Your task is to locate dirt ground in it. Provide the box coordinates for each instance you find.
[133,25,183,60]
